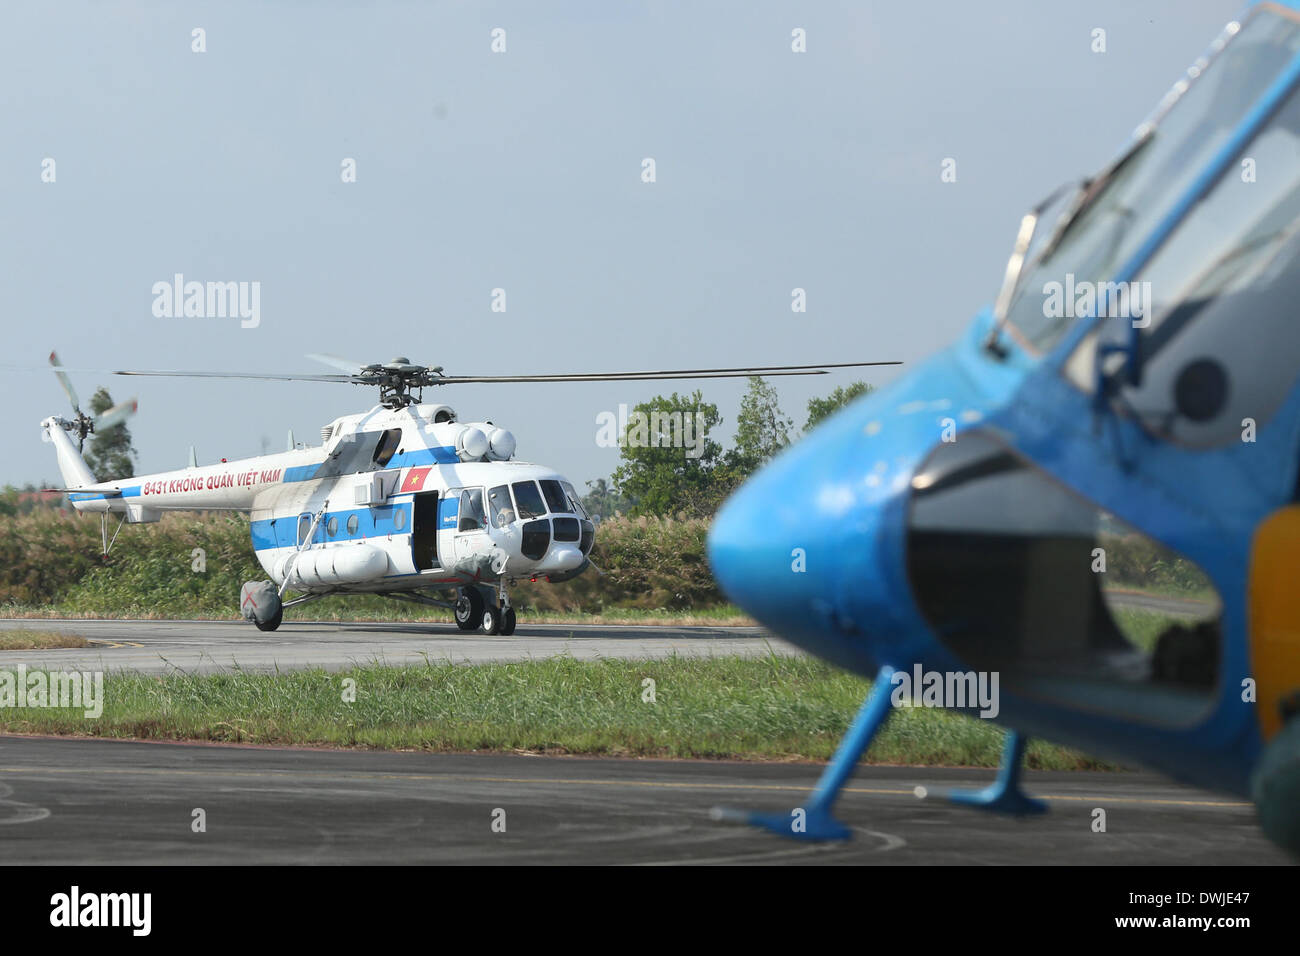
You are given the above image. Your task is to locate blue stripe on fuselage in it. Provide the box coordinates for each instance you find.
[387,446,459,468]
[281,446,458,483]
[69,485,141,502]
[249,501,412,551]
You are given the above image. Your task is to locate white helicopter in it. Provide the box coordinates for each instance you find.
[39,352,898,634]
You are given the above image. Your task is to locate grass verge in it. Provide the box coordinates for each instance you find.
[0,654,1114,769]
[0,630,89,651]
[0,603,756,627]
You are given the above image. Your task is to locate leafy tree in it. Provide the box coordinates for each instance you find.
[611,390,724,517]
[84,387,136,482]
[728,376,793,476]
[804,381,874,432]
[580,478,632,521]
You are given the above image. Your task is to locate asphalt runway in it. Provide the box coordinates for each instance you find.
[0,619,791,675]
[0,587,1195,675]
[0,736,1285,865]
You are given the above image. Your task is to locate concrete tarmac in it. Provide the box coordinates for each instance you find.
[0,736,1285,865]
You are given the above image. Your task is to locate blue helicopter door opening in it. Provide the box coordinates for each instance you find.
[906,433,1222,728]
[412,492,439,572]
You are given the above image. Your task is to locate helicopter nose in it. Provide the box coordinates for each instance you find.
[540,544,585,574]
[708,348,998,676]
[708,406,899,675]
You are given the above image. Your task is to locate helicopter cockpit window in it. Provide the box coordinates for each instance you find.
[1003,8,1300,354]
[906,432,1222,728]
[560,481,589,519]
[458,488,486,532]
[512,481,547,519]
[487,484,516,528]
[372,428,402,467]
[1065,72,1300,447]
[539,480,571,514]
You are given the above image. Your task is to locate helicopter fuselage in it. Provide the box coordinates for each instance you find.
[47,402,595,596]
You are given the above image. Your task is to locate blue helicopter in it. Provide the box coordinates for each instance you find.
[708,1,1300,854]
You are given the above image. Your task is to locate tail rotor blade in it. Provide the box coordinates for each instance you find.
[49,350,81,413]
[93,398,138,431]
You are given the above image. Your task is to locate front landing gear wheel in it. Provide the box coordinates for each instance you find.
[254,607,283,632]
[500,607,517,635]
[455,588,483,631]
[481,605,502,635]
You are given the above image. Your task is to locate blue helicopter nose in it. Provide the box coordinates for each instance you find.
[708,345,1009,677]
[708,400,903,676]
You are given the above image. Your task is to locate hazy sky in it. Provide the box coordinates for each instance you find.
[0,1,1241,489]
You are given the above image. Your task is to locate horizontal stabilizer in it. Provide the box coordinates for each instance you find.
[41,482,124,496]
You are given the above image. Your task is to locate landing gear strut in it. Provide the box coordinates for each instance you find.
[497,580,516,636]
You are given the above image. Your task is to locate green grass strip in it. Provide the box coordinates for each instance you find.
[0,655,1116,769]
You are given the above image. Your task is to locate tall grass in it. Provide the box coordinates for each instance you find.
[0,510,723,618]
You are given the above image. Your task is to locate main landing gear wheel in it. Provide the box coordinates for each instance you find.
[500,607,517,635]
[455,588,483,631]
[254,607,283,632]
[481,605,502,635]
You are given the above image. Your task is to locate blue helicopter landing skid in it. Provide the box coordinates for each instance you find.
[713,665,896,841]
[713,667,1045,841]
[948,731,1048,816]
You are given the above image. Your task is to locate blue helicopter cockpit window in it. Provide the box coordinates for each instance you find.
[906,433,1222,728]
[1064,64,1300,448]
[1002,7,1300,355]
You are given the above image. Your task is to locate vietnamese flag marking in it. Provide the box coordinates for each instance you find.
[400,467,432,493]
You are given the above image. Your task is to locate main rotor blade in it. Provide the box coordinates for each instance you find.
[48,351,81,412]
[11,359,902,388]
[110,369,359,383]
[305,351,371,374]
[434,361,902,384]
[438,370,835,383]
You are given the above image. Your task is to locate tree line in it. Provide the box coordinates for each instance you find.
[581,378,872,520]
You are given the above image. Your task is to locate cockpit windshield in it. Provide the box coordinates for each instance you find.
[539,479,571,514]
[512,481,547,519]
[1003,8,1300,354]
[1065,41,1300,447]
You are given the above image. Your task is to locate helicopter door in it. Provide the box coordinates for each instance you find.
[440,487,489,569]
[411,492,439,572]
